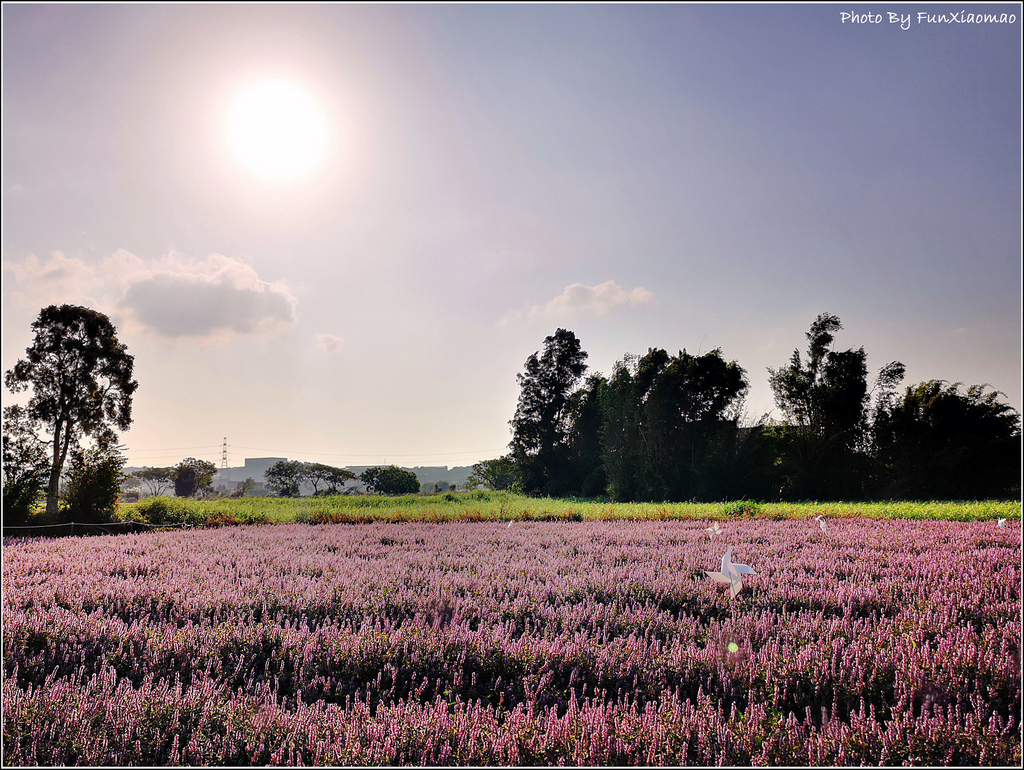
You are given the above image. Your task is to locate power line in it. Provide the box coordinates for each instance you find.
[122,445,505,458]
[227,445,507,459]
[121,444,508,466]
[123,445,222,454]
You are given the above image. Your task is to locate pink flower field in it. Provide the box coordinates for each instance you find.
[3,518,1020,766]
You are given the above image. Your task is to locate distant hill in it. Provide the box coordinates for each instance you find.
[125,462,481,495]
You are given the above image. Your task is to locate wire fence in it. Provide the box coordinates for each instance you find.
[2,520,194,540]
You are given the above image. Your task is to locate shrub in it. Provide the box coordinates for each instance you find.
[720,500,760,518]
[128,496,203,527]
[204,509,270,528]
[61,440,127,524]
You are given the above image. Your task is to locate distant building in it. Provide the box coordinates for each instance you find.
[212,457,286,491]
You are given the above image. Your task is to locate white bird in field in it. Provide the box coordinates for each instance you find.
[815,514,827,533]
[997,518,1007,528]
[507,520,513,529]
[706,547,756,599]
[706,522,722,540]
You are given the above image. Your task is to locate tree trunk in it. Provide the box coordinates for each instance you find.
[45,419,70,517]
[45,422,62,517]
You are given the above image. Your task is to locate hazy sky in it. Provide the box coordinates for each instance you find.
[3,3,1021,470]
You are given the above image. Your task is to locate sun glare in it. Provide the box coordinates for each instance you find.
[226,80,328,181]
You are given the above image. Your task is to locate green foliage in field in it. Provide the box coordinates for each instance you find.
[118,496,270,528]
[117,491,1021,530]
[2,405,49,526]
[61,439,126,523]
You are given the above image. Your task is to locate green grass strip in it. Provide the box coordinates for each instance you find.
[115,492,1021,529]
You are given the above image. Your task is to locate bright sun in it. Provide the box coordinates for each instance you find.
[225,80,328,180]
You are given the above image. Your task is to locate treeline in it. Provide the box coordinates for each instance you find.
[472,314,1020,502]
[263,461,420,496]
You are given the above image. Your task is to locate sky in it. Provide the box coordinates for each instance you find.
[2,3,1021,470]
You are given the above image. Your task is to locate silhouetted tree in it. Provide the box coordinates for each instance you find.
[564,374,608,497]
[602,348,748,501]
[767,313,902,499]
[510,329,588,495]
[872,381,1021,499]
[4,305,138,516]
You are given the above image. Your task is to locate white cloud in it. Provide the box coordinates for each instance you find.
[3,251,102,306]
[314,333,345,353]
[3,250,298,343]
[502,280,656,325]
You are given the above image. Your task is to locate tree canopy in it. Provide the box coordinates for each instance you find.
[131,467,176,497]
[360,466,420,495]
[767,313,904,499]
[4,305,138,515]
[602,348,749,501]
[303,462,357,495]
[872,381,1021,499]
[264,460,356,497]
[173,457,217,498]
[467,456,518,491]
[264,460,304,497]
[2,405,50,525]
[500,318,1017,502]
[62,436,127,523]
[509,328,589,495]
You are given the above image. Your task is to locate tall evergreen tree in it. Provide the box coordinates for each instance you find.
[563,374,608,497]
[509,329,588,495]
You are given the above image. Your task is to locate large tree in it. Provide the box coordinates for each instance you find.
[466,455,518,491]
[303,462,356,495]
[509,329,589,495]
[4,305,138,516]
[602,348,748,501]
[264,459,304,497]
[767,312,903,499]
[562,374,608,497]
[173,457,217,498]
[360,465,420,495]
[872,381,1021,499]
[131,467,176,497]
